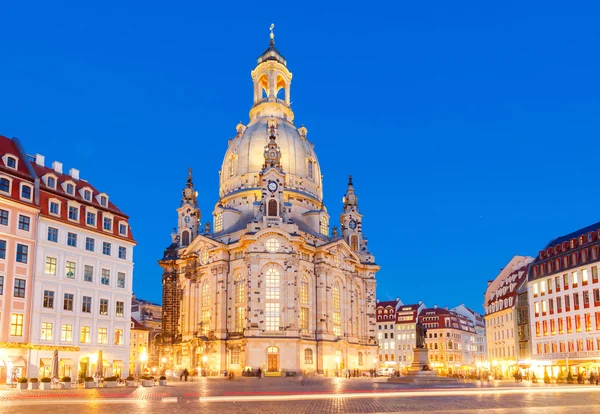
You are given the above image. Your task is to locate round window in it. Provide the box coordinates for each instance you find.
[265,237,281,253]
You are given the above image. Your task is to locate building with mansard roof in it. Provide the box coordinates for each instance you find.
[159,32,379,376]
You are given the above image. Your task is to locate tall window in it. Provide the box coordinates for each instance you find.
[46,257,57,275]
[333,282,341,336]
[0,209,8,225]
[67,232,77,247]
[50,202,59,214]
[103,217,112,231]
[235,276,245,303]
[10,314,23,336]
[86,212,96,226]
[117,272,125,288]
[266,302,279,331]
[320,217,328,236]
[18,215,30,231]
[16,244,28,263]
[102,242,111,256]
[114,329,124,345]
[63,293,74,311]
[101,269,110,285]
[235,306,245,332]
[65,261,76,278]
[229,157,235,177]
[41,322,53,340]
[82,296,92,313]
[13,279,25,298]
[0,240,4,260]
[84,265,93,282]
[266,268,280,300]
[80,326,91,343]
[300,307,309,331]
[66,183,74,195]
[0,275,3,294]
[351,235,358,251]
[201,310,210,335]
[308,160,314,179]
[0,178,9,193]
[99,299,109,315]
[61,324,73,342]
[214,212,223,232]
[181,231,190,246]
[354,288,361,334]
[48,227,58,242]
[98,327,108,344]
[231,347,240,364]
[202,281,210,305]
[68,206,78,221]
[267,199,278,217]
[116,301,124,317]
[304,348,313,364]
[21,185,31,200]
[300,275,309,305]
[85,237,95,251]
[119,246,127,260]
[43,290,54,308]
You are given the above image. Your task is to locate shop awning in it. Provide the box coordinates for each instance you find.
[9,356,27,367]
[102,359,110,367]
[40,358,52,367]
[60,358,74,366]
[113,360,125,368]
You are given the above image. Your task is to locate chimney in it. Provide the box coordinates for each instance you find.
[396,297,400,302]
[419,300,422,305]
[434,304,437,309]
[52,161,63,174]
[35,154,45,167]
[69,168,80,180]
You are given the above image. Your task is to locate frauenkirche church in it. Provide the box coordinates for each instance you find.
[160,29,379,376]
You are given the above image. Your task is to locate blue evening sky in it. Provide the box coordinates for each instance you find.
[1,1,599,312]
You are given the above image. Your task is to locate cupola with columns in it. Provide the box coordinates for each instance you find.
[174,168,200,247]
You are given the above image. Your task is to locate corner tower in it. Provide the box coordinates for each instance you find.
[176,168,200,247]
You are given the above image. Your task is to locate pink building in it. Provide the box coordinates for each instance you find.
[0,136,38,383]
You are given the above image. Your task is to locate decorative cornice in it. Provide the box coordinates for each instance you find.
[0,342,80,352]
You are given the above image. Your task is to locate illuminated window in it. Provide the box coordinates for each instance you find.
[201,310,210,334]
[10,314,23,336]
[214,213,223,232]
[201,249,209,265]
[235,306,245,332]
[235,276,245,303]
[265,237,280,252]
[266,268,280,300]
[333,311,341,336]
[300,275,309,305]
[351,235,358,251]
[41,322,53,341]
[300,307,309,331]
[43,290,54,308]
[583,269,589,284]
[45,256,57,275]
[305,348,313,364]
[231,347,240,364]
[202,281,210,305]
[114,329,124,345]
[334,253,341,267]
[266,303,279,331]
[229,157,235,177]
[333,283,341,309]
[61,324,72,342]
[320,216,328,236]
[65,261,76,279]
[98,327,108,344]
[80,326,91,343]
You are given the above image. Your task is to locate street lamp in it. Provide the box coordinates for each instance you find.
[201,355,208,377]
[140,350,148,376]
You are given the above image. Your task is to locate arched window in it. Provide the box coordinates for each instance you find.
[201,249,209,265]
[308,160,314,179]
[358,352,363,366]
[581,249,588,263]
[268,199,278,217]
[266,268,280,300]
[354,288,360,335]
[351,235,358,251]
[333,282,341,336]
[235,276,245,333]
[229,157,235,177]
[592,246,599,261]
[300,275,309,305]
[202,281,210,305]
[181,230,190,247]
[304,348,313,364]
[235,275,245,303]
[571,252,578,266]
[214,213,223,232]
[0,177,9,193]
[320,217,328,236]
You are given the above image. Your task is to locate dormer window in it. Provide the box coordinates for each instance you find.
[84,190,92,201]
[66,183,74,195]
[0,177,10,193]
[100,195,107,207]
[103,217,112,231]
[47,176,56,188]
[119,223,127,236]
[20,185,32,200]
[6,156,16,169]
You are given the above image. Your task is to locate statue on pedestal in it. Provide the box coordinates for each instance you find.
[415,321,427,349]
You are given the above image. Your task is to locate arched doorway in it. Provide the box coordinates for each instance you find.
[267,346,279,372]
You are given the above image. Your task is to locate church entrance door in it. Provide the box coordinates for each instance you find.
[267,347,279,372]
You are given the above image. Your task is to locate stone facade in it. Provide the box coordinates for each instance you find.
[159,34,379,376]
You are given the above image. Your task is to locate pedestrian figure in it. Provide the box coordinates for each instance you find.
[184,368,189,381]
[179,369,183,381]
[257,367,262,379]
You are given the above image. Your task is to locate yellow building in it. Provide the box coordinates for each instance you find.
[130,317,150,376]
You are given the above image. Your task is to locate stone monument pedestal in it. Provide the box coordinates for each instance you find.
[388,347,458,383]
[408,347,431,373]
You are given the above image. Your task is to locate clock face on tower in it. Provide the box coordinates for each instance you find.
[184,188,192,197]
[268,181,278,192]
[269,151,276,159]
[348,194,356,203]
[349,219,357,229]
[184,216,191,224]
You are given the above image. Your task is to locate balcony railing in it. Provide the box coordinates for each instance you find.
[540,351,600,360]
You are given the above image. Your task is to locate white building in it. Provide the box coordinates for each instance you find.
[375,299,402,369]
[452,304,487,368]
[528,223,600,379]
[395,302,426,372]
[28,156,135,380]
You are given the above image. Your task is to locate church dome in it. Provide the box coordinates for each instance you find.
[219,117,323,201]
